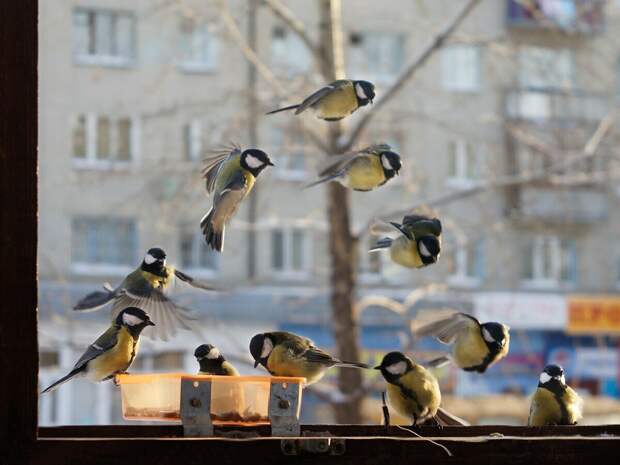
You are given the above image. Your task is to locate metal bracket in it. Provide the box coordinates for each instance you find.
[180,378,213,437]
[281,432,346,456]
[268,380,301,436]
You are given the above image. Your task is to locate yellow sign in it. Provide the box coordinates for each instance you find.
[567,296,620,334]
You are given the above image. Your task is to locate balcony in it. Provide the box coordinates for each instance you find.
[516,186,608,224]
[505,88,609,125]
[506,0,605,34]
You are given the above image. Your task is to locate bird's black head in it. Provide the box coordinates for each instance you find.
[380,151,402,179]
[194,344,225,372]
[240,149,274,177]
[417,236,441,265]
[481,322,509,351]
[374,351,413,383]
[249,333,274,369]
[116,307,155,337]
[539,364,567,393]
[353,80,375,106]
[141,247,167,277]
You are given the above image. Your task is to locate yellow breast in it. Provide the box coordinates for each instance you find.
[316,86,358,119]
[88,327,138,381]
[452,326,490,369]
[345,156,386,191]
[390,237,423,268]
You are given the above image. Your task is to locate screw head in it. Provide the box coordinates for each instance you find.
[190,398,202,408]
[278,399,291,409]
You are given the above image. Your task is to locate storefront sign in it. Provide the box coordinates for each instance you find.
[474,293,566,329]
[567,296,620,334]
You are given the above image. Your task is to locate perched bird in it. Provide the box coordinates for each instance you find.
[249,331,369,385]
[375,351,441,426]
[194,344,239,376]
[200,146,274,252]
[41,307,154,393]
[73,247,215,341]
[369,214,442,268]
[266,79,375,121]
[305,144,402,191]
[413,311,510,373]
[529,364,583,426]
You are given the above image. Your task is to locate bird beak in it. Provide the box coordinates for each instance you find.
[267,160,275,166]
[147,320,155,326]
[254,360,260,368]
[373,365,381,370]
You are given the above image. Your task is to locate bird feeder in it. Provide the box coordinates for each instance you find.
[116,373,304,436]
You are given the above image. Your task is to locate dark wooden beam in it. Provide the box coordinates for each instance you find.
[0,0,38,464]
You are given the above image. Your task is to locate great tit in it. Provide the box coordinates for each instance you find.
[73,247,215,341]
[249,331,369,385]
[369,214,442,269]
[528,364,583,426]
[200,146,274,252]
[194,344,240,376]
[266,79,375,121]
[414,312,510,373]
[305,144,402,191]
[42,307,154,393]
[375,351,441,426]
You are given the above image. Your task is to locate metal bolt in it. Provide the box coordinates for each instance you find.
[278,399,290,409]
[190,397,202,408]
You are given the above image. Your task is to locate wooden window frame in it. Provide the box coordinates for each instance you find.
[1,2,619,464]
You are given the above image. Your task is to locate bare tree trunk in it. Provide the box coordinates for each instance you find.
[246,0,258,279]
[319,0,363,424]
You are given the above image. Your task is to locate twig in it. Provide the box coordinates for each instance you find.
[339,0,482,152]
[263,0,320,56]
[394,425,453,457]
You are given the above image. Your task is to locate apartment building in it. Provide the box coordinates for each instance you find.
[38,0,620,424]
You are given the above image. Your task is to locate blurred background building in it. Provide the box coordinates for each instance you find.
[38,0,620,425]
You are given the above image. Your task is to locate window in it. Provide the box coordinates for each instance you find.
[448,240,485,287]
[71,217,137,273]
[348,31,404,82]
[180,230,219,274]
[73,9,135,66]
[519,47,574,90]
[447,139,478,187]
[72,114,139,169]
[38,351,60,426]
[521,236,577,288]
[183,119,203,161]
[441,45,481,92]
[270,26,312,75]
[179,19,218,72]
[271,125,307,180]
[271,228,310,278]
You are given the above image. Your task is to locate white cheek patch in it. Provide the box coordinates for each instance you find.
[381,154,393,170]
[539,372,552,384]
[260,338,274,359]
[161,258,167,266]
[246,154,264,169]
[122,313,144,327]
[482,327,494,343]
[355,83,367,99]
[386,361,407,375]
[557,374,566,385]
[207,347,221,359]
[419,242,431,257]
[144,253,156,265]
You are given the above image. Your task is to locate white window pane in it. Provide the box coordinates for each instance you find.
[519,47,574,90]
[95,12,113,56]
[72,218,136,265]
[115,14,134,59]
[116,118,131,161]
[291,230,304,270]
[96,116,111,159]
[448,141,458,177]
[271,230,284,270]
[271,27,311,74]
[73,11,90,57]
[522,240,534,279]
[442,45,480,92]
[72,115,87,158]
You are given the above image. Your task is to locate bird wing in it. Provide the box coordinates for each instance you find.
[402,215,442,237]
[294,80,351,115]
[302,345,338,367]
[202,145,241,194]
[72,325,120,371]
[111,283,197,341]
[413,311,481,345]
[73,287,120,312]
[173,268,220,292]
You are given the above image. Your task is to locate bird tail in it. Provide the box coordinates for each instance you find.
[41,367,83,394]
[369,237,392,252]
[426,356,451,369]
[304,173,341,189]
[265,104,300,115]
[73,288,116,312]
[200,208,224,252]
[435,407,470,426]
[336,361,370,369]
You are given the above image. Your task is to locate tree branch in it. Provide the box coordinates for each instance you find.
[263,0,321,56]
[217,0,330,153]
[339,0,482,152]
